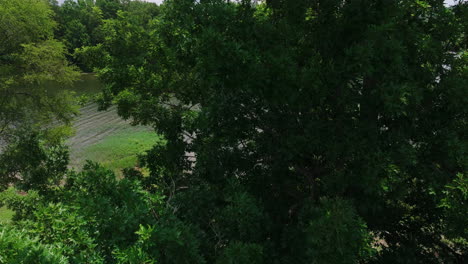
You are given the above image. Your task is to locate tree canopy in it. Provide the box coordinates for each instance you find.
[0,0,466,263]
[96,0,468,262]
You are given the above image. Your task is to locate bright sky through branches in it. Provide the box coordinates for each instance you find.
[57,1,460,6]
[143,0,460,5]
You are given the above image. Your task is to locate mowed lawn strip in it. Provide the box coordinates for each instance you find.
[67,102,163,174]
[80,129,163,174]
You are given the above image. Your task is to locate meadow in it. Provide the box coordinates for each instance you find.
[57,74,162,174]
[67,102,162,175]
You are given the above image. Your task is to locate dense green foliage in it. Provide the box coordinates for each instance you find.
[0,162,204,263]
[51,0,159,71]
[0,133,69,192]
[0,226,67,264]
[0,0,466,263]
[95,0,467,262]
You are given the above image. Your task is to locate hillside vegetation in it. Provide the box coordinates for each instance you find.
[0,0,467,263]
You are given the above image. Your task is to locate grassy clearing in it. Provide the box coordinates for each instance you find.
[66,102,163,175]
[66,100,164,175]
[79,128,163,174]
[0,206,14,223]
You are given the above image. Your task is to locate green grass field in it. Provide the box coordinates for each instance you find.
[67,103,163,175]
[78,128,163,174]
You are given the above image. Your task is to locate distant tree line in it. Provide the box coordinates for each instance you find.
[49,0,160,72]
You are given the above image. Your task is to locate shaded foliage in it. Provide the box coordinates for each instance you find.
[0,226,68,264]
[0,0,466,263]
[95,0,468,263]
[0,132,69,192]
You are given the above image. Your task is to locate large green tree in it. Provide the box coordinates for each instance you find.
[0,0,79,190]
[97,0,467,263]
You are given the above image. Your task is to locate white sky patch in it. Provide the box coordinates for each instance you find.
[142,0,163,3]
[445,0,459,5]
[144,0,461,5]
[58,0,461,6]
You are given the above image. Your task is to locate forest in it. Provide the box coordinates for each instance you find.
[0,0,467,263]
